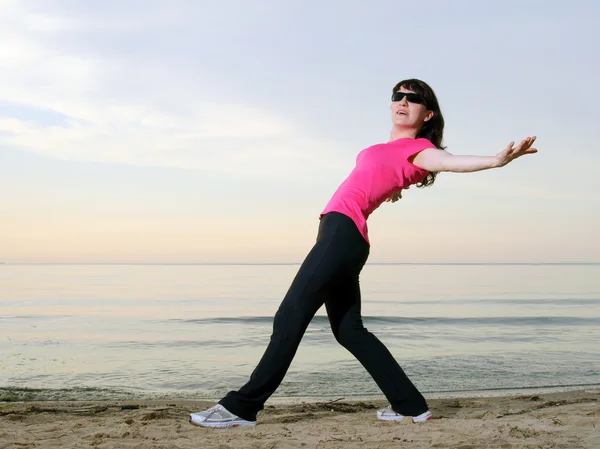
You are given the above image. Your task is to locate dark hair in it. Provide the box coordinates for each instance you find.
[392,78,445,187]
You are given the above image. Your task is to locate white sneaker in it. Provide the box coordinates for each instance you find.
[377,406,433,423]
[189,404,256,428]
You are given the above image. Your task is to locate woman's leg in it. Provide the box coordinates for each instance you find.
[325,276,429,416]
[218,213,352,421]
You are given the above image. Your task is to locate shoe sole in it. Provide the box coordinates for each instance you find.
[377,414,406,422]
[377,411,433,423]
[189,416,256,428]
[413,414,433,423]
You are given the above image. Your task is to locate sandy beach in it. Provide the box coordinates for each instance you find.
[1,389,598,448]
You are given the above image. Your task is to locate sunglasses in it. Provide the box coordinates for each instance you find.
[391,91,427,105]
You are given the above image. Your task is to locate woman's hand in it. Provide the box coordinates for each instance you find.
[495,136,538,167]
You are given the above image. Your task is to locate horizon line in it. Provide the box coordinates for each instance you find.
[2,261,599,266]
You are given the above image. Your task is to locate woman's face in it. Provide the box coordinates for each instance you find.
[390,87,434,131]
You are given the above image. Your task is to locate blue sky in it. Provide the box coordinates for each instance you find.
[1,0,599,263]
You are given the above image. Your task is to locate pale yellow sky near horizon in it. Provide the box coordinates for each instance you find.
[1,1,599,263]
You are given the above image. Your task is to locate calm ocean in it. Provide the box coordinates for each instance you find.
[1,263,599,402]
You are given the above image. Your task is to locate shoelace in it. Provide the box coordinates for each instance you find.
[204,404,224,419]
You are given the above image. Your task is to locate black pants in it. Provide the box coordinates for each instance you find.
[219,212,428,421]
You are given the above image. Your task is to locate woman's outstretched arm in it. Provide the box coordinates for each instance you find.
[412,136,538,173]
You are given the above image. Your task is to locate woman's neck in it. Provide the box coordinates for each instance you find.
[389,127,418,142]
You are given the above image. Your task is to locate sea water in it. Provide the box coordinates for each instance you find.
[1,263,599,402]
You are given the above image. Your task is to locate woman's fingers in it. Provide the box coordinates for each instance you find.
[498,137,538,166]
[513,136,537,156]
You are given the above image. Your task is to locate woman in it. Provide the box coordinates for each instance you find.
[190,78,537,428]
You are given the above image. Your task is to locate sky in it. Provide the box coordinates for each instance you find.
[1,0,599,263]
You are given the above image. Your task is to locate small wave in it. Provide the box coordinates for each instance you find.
[0,386,140,402]
[367,298,600,306]
[0,315,74,320]
[167,316,600,326]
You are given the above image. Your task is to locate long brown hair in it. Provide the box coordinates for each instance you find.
[393,78,446,187]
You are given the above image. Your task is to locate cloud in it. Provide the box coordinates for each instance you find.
[0,101,77,127]
[0,112,344,178]
[0,1,346,179]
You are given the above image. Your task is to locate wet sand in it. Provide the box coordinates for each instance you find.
[1,389,599,448]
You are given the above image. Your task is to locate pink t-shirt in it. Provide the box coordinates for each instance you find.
[320,137,433,244]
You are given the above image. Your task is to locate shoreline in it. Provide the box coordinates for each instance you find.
[3,383,600,404]
[2,388,599,448]
[263,383,600,405]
